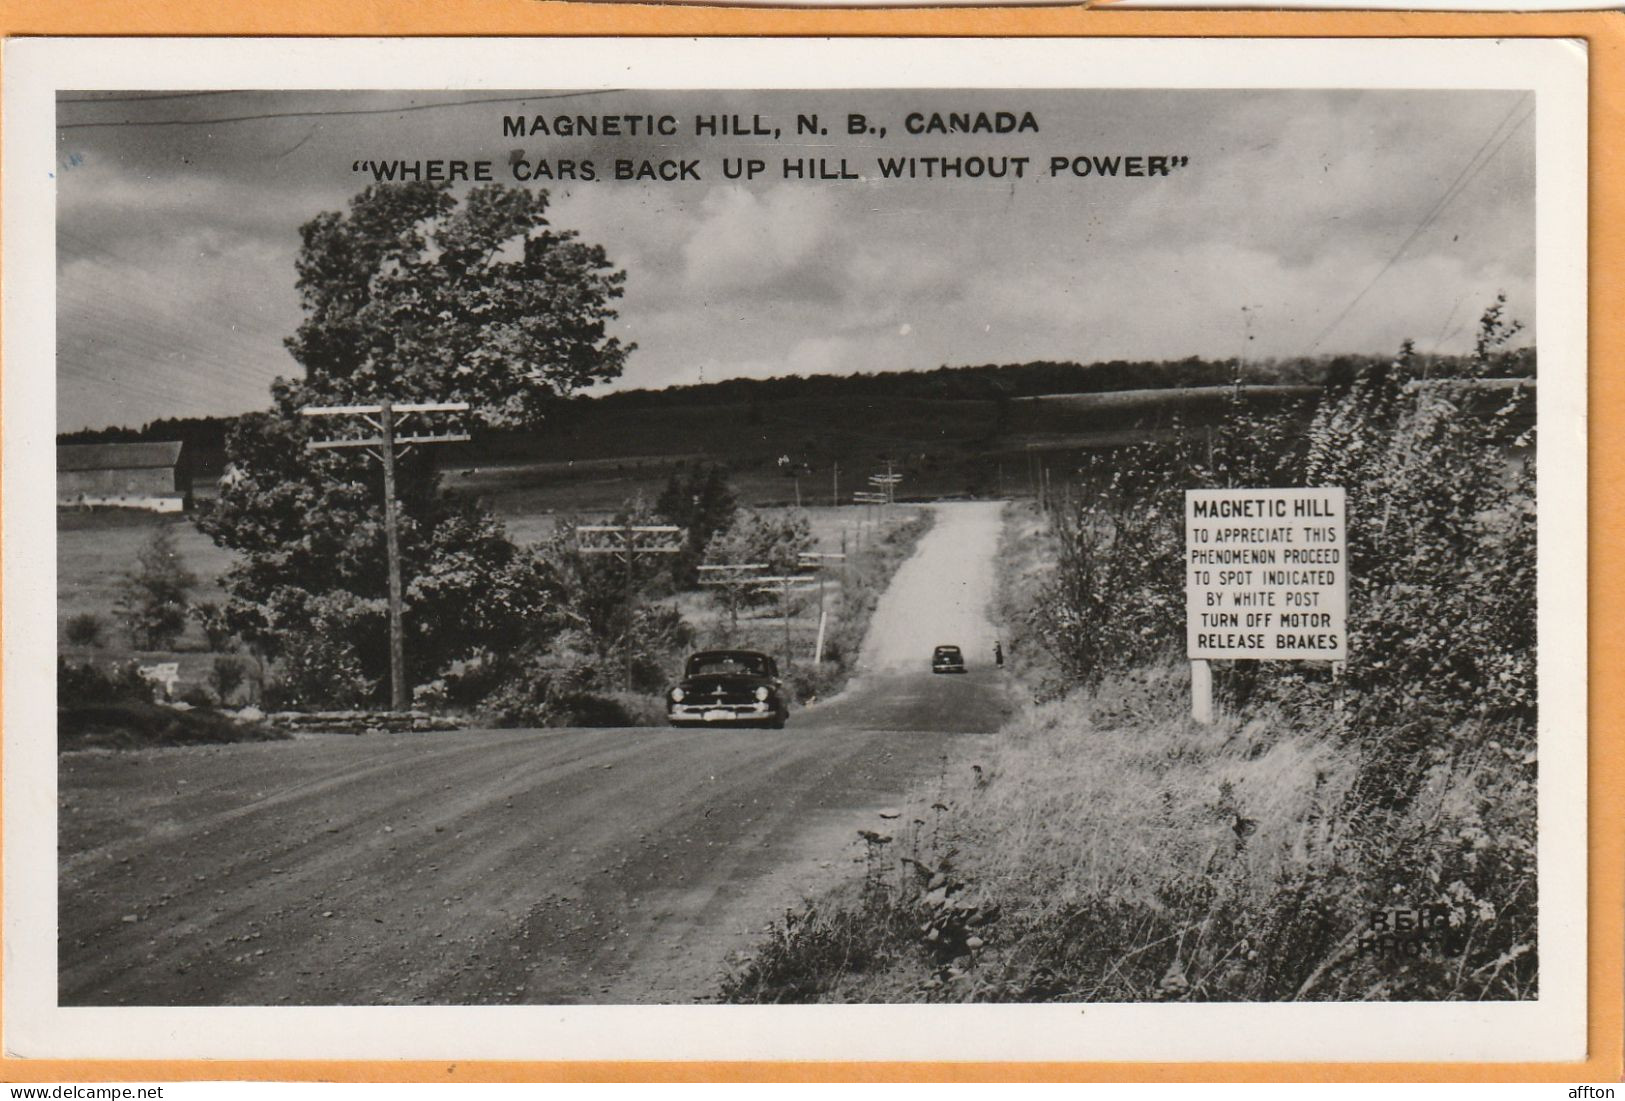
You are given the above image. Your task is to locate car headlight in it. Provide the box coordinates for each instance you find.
[754,686,770,701]
[671,687,685,702]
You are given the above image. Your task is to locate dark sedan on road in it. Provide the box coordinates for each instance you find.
[932,644,967,674]
[668,649,789,729]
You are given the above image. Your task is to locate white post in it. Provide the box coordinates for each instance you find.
[814,608,828,664]
[1191,659,1214,725]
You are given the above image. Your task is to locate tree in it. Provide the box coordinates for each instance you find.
[200,181,632,704]
[701,511,814,621]
[116,525,195,650]
[284,181,631,424]
[655,463,738,586]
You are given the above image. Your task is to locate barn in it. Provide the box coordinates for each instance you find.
[57,441,191,512]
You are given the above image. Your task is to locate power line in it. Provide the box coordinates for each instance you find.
[1307,95,1532,353]
[59,91,250,105]
[57,89,621,131]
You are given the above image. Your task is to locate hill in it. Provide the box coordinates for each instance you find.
[61,352,1534,515]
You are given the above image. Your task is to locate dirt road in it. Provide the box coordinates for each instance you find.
[58,501,1010,1006]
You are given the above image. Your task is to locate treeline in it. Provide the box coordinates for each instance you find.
[584,349,1532,411]
[55,349,1535,447]
[58,414,237,451]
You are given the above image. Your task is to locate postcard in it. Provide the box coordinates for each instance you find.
[3,35,1588,1064]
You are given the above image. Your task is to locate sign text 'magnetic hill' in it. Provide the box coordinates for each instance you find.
[1185,487,1347,662]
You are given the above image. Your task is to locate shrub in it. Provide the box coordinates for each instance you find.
[207,656,248,703]
[57,657,155,706]
[480,628,672,727]
[191,601,238,652]
[64,613,106,648]
[58,700,288,752]
[259,592,381,708]
[115,524,196,650]
[178,683,217,708]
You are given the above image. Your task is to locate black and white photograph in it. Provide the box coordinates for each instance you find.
[3,37,1588,1063]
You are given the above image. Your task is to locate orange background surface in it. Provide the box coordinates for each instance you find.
[1,2,1620,1083]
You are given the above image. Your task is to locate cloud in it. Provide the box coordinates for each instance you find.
[679,184,842,301]
[51,88,1539,432]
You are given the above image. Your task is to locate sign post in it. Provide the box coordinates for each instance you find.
[1184,487,1347,724]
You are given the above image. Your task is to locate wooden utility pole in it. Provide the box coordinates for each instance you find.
[302,400,470,712]
[854,490,885,535]
[698,562,767,633]
[870,462,902,507]
[576,524,683,690]
[798,551,846,662]
[753,574,818,673]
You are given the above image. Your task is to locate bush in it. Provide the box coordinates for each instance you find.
[115,525,195,650]
[65,613,106,648]
[58,658,155,706]
[207,656,248,703]
[191,601,238,652]
[59,699,288,752]
[178,683,218,708]
[480,629,669,727]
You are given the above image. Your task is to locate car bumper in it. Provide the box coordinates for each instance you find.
[669,702,776,723]
[932,664,966,674]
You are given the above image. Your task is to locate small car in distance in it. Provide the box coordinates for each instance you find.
[668,649,789,729]
[931,644,967,674]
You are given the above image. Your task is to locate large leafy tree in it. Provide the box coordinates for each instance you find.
[200,181,633,704]
[284,181,631,421]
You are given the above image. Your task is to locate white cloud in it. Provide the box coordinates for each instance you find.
[680,184,840,298]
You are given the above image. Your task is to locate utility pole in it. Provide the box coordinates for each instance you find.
[854,490,886,534]
[302,400,470,712]
[698,562,767,634]
[753,574,818,673]
[577,524,683,690]
[870,462,902,507]
[798,551,846,662]
[831,461,840,509]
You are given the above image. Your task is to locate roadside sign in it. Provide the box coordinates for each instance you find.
[1185,487,1347,662]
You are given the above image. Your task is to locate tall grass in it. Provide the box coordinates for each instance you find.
[723,666,1533,1003]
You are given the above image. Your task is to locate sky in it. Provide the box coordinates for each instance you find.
[54,88,1535,433]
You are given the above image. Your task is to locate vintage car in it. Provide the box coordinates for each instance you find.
[667,649,789,729]
[931,644,967,674]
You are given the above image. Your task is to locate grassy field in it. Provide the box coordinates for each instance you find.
[57,509,234,652]
[437,385,1335,515]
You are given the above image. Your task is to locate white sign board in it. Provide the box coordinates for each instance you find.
[1185,487,1347,661]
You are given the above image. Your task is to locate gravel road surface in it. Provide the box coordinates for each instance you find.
[58,502,1010,1006]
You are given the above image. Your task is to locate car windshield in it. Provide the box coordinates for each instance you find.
[688,653,773,678]
[935,647,961,658]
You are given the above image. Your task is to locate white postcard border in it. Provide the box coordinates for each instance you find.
[3,35,1589,1063]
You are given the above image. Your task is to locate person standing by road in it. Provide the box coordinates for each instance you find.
[994,639,1004,668]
